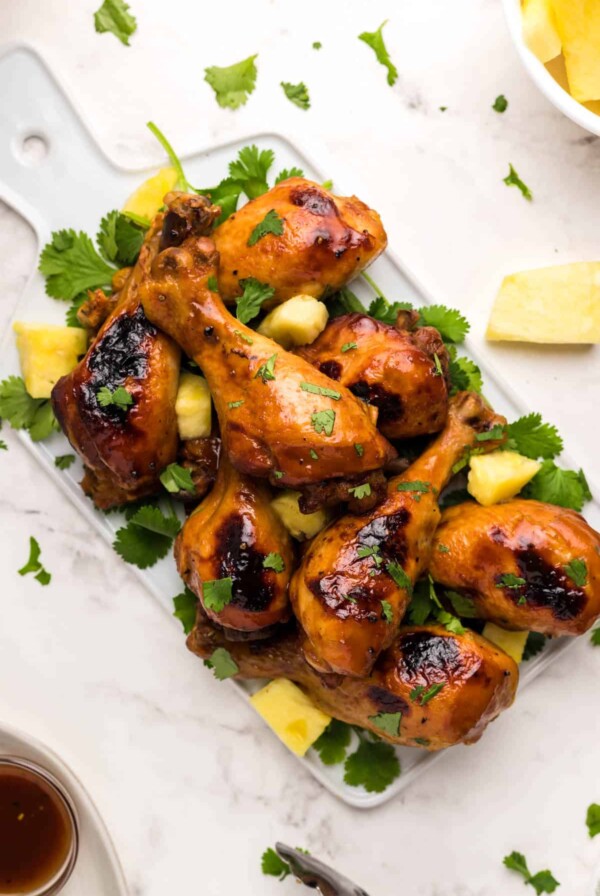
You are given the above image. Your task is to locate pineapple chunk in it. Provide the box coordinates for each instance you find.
[258,295,328,348]
[270,490,329,541]
[486,263,600,344]
[123,167,178,221]
[522,0,561,64]
[13,323,87,399]
[250,678,331,756]
[175,372,212,440]
[482,623,528,664]
[552,0,600,102]
[468,451,541,507]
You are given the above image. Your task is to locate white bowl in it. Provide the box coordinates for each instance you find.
[502,0,600,136]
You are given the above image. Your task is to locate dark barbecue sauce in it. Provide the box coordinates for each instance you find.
[0,766,73,893]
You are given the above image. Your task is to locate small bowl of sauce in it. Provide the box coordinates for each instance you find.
[0,757,78,895]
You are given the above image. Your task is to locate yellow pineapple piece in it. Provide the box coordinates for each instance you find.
[250,678,331,756]
[258,295,329,348]
[123,167,178,222]
[486,262,600,344]
[270,490,329,541]
[175,372,212,440]
[468,451,541,507]
[522,0,561,63]
[13,323,87,399]
[482,623,529,663]
[552,0,600,102]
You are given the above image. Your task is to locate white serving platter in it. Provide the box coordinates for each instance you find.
[0,44,598,809]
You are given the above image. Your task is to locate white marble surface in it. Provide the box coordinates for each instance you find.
[0,0,599,893]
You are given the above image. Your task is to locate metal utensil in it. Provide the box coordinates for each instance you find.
[275,843,370,895]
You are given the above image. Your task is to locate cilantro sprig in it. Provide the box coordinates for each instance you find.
[503,851,559,894]
[160,463,196,495]
[359,21,398,86]
[0,376,59,442]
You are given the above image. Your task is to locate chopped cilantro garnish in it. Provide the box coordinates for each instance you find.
[386,561,412,594]
[591,628,600,647]
[312,41,322,49]
[18,536,51,586]
[354,443,364,457]
[328,285,364,317]
[342,341,357,352]
[313,719,352,765]
[564,558,587,587]
[207,276,219,292]
[368,711,402,737]
[493,94,508,112]
[397,480,430,497]
[358,20,398,86]
[228,400,244,409]
[357,544,383,565]
[281,81,311,110]
[503,851,559,893]
[203,578,234,613]
[204,55,258,109]
[497,573,526,589]
[506,413,563,459]
[160,462,196,495]
[93,0,137,45]
[236,277,275,324]
[586,804,600,838]
[348,483,372,499]
[146,121,195,192]
[504,164,533,201]
[65,294,87,329]
[446,591,478,618]
[233,329,254,345]
[309,449,318,460]
[381,600,393,623]
[97,385,134,410]
[311,409,335,436]
[263,552,285,573]
[475,424,506,442]
[173,586,198,634]
[54,454,76,470]
[0,376,59,442]
[204,647,239,681]
[447,347,483,394]
[344,739,400,793]
[410,683,444,705]
[437,544,450,554]
[274,471,284,480]
[300,382,341,400]
[522,461,591,511]
[247,209,284,246]
[367,296,411,324]
[255,353,278,383]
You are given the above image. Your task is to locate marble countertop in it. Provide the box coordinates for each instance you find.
[0,0,599,893]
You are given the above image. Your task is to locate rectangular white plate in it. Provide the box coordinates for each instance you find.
[1,44,597,808]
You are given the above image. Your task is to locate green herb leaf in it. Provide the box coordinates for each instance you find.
[327,285,364,317]
[255,354,278,383]
[201,177,242,225]
[204,55,258,110]
[39,230,116,301]
[263,552,285,573]
[54,454,76,471]
[506,413,563,459]
[358,20,398,86]
[380,600,393,623]
[503,851,559,894]
[236,277,275,324]
[475,424,506,442]
[233,329,254,345]
[354,443,364,457]
[300,382,341,400]
[357,544,383,565]
[312,41,322,49]
[275,166,304,184]
[446,591,478,618]
[261,847,290,880]
[522,461,591,511]
[396,480,430,496]
[313,719,352,765]
[203,577,234,613]
[591,628,600,646]
[173,586,198,634]
[504,164,533,201]
[418,304,470,343]
[146,121,195,193]
[113,505,180,569]
[228,400,244,409]
[93,0,137,45]
[493,94,508,112]
[497,573,526,589]
[344,739,400,793]
[65,294,87,329]
[523,632,547,660]
[0,376,58,442]
[447,349,483,394]
[367,296,412,324]
[97,385,134,410]
[309,449,319,460]
[406,578,436,625]
[564,558,587,587]
[160,462,196,495]
[504,852,531,879]
[281,81,311,110]
[311,409,336,436]
[386,561,412,595]
[368,711,402,737]
[348,483,372,500]
[437,544,451,554]
[247,209,284,246]
[204,647,239,681]
[410,683,444,705]
[586,803,600,838]
[18,536,51,586]
[207,276,219,292]
[341,342,358,353]
[97,210,145,266]
[228,145,274,199]
[436,609,465,635]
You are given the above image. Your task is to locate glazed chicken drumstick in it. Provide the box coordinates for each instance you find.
[290,392,507,678]
[138,195,396,487]
[212,177,387,304]
[176,457,294,635]
[430,499,600,636]
[188,612,518,750]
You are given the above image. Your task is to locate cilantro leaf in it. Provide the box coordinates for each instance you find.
[236,277,275,324]
[506,413,563,460]
[204,647,239,681]
[357,544,383,565]
[204,55,258,110]
[313,719,352,765]
[504,164,533,201]
[54,454,76,470]
[203,577,234,613]
[348,483,372,500]
[493,94,508,112]
[0,376,58,442]
[300,383,341,400]
[173,586,198,634]
[281,81,311,110]
[97,385,134,410]
[591,628,600,646]
[504,852,530,878]
[311,409,335,436]
[586,803,600,838]
[564,558,587,587]
[39,230,116,301]
[263,552,285,572]
[436,609,465,634]
[342,342,358,353]
[65,294,87,329]
[447,347,483,394]
[313,41,322,49]
[380,600,394,623]
[275,166,304,184]
[447,591,478,618]
[386,561,412,594]
[328,285,364,317]
[18,537,52,586]
[497,573,526,589]
[413,683,444,705]
[28,402,60,442]
[358,20,398,86]
[503,852,559,894]
[228,145,274,199]
[247,209,284,247]
[261,847,290,880]
[93,0,137,45]
[160,463,196,495]
[113,505,180,569]
[344,739,400,793]
[255,354,278,383]
[522,461,591,511]
[407,579,435,625]
[97,210,145,266]
[368,712,402,737]
[523,632,546,660]
[201,178,242,226]
[354,443,364,456]
[418,304,470,343]
[367,296,412,324]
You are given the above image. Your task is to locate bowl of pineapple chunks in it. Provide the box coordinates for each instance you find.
[504,0,600,136]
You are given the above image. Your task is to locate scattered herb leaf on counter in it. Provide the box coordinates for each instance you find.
[343,738,400,793]
[281,81,311,110]
[506,413,563,459]
[348,483,372,500]
[18,536,51,586]
[228,145,274,199]
[503,851,560,894]
[493,94,508,113]
[564,558,588,587]
[94,0,137,46]
[0,376,59,442]
[247,209,284,246]
[263,552,285,573]
[522,461,591,511]
[358,20,398,86]
[275,166,304,184]
[312,41,322,50]
[311,409,336,436]
[54,454,76,471]
[523,632,546,660]
[97,385,134,410]
[203,577,234,612]
[255,354,278,383]
[237,278,275,324]
[300,383,341,400]
[0,439,6,451]
[368,711,402,737]
[39,230,116,301]
[173,586,198,634]
[590,628,600,646]
[113,505,181,569]
[204,55,258,110]
[586,804,600,838]
[313,719,352,765]
[97,210,146,266]
[503,164,533,201]
[261,848,291,880]
[160,463,196,495]
[204,647,239,681]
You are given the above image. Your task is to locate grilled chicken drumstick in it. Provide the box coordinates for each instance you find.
[297,311,450,439]
[138,197,396,487]
[176,457,294,635]
[430,499,600,636]
[188,613,518,750]
[290,392,507,677]
[212,177,387,304]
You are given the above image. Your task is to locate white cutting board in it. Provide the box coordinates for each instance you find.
[0,44,597,809]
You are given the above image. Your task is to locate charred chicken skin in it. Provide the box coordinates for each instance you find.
[212,177,387,304]
[297,311,450,439]
[138,196,396,487]
[430,499,600,636]
[188,612,518,749]
[176,457,294,634]
[290,392,507,677]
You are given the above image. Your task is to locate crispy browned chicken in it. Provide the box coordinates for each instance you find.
[138,203,396,487]
[290,392,507,677]
[430,499,600,636]
[176,457,294,635]
[188,613,518,749]
[212,177,387,304]
[297,311,450,439]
